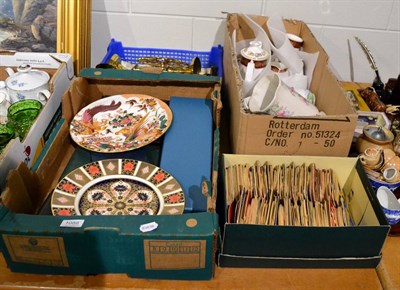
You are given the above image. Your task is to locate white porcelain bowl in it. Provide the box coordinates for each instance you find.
[376,186,400,225]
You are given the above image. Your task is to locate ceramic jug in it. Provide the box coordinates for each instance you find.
[0,81,11,124]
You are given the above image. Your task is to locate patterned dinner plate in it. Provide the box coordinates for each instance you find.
[69,94,172,153]
[51,159,185,216]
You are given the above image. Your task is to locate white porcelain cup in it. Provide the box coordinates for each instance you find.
[245,73,320,116]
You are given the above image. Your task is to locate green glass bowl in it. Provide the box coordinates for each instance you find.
[0,124,15,151]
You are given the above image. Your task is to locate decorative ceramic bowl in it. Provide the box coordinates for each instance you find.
[376,186,400,225]
[367,175,400,191]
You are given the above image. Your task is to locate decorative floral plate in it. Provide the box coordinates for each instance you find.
[51,159,185,216]
[69,94,172,153]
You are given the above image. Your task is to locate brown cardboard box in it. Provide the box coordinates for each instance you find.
[224,14,357,156]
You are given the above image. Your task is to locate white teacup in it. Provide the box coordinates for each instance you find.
[245,74,320,116]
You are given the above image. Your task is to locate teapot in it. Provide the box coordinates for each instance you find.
[5,64,50,105]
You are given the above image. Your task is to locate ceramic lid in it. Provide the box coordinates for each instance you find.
[287,33,303,43]
[364,125,393,142]
[241,40,269,62]
[5,64,50,91]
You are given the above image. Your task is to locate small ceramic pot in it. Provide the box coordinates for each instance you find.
[5,64,50,105]
[240,40,269,68]
[239,40,270,82]
[355,125,394,154]
[287,33,304,49]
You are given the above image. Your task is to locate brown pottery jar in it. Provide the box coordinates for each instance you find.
[356,125,394,154]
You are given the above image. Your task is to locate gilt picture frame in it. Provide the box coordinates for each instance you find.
[57,0,91,73]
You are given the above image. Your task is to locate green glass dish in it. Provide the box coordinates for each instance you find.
[0,124,15,153]
[7,99,42,139]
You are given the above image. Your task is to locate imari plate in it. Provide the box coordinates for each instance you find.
[51,159,185,216]
[69,94,172,153]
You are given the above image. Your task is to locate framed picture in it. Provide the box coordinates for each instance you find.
[342,83,371,111]
[0,0,91,73]
[0,0,57,52]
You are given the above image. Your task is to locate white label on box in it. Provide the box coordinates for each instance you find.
[140,222,158,232]
[60,219,85,228]
[264,118,346,153]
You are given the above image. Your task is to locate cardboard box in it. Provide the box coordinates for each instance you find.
[224,14,357,156]
[218,154,390,268]
[0,52,74,190]
[0,71,221,280]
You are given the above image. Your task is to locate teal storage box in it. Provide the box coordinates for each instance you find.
[218,154,390,269]
[0,70,221,280]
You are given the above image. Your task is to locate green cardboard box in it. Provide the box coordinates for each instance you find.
[0,70,221,280]
[218,154,389,268]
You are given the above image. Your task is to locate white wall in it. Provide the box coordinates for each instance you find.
[91,0,400,84]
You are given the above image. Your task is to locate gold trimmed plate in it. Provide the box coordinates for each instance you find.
[69,94,172,153]
[51,159,185,216]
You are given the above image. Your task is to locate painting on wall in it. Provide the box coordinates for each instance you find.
[0,0,56,52]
